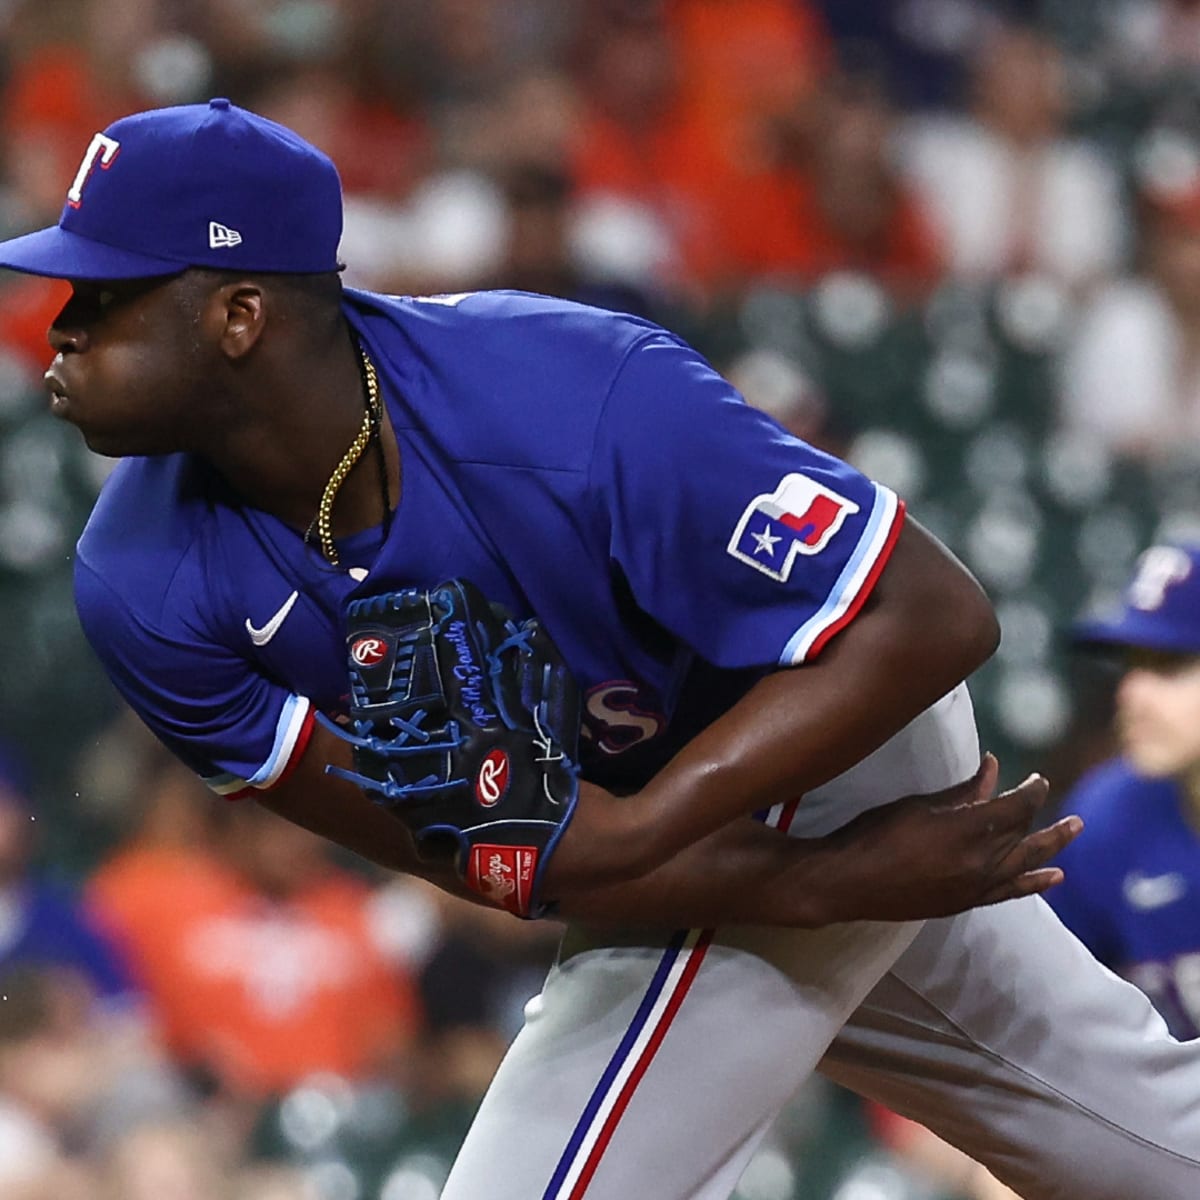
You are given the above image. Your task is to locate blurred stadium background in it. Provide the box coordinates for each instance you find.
[0,1,1198,1197]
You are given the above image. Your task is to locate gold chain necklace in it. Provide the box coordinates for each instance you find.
[305,344,383,567]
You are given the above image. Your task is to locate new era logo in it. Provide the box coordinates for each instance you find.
[209,221,242,249]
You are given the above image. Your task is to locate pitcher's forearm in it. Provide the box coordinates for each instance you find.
[552,818,835,929]
[552,766,1076,930]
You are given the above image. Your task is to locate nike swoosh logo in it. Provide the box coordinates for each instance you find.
[245,591,299,647]
[1123,871,1187,912]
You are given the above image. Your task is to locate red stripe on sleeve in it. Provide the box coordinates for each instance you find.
[269,705,317,790]
[807,499,906,661]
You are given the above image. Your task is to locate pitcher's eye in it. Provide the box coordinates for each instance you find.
[97,290,116,308]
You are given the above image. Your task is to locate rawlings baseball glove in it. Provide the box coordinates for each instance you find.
[319,579,581,918]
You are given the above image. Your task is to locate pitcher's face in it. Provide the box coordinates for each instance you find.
[44,273,215,457]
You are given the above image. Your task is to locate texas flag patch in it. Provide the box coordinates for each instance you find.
[727,473,860,582]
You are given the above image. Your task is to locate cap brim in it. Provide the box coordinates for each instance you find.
[0,224,185,280]
[1071,612,1200,657]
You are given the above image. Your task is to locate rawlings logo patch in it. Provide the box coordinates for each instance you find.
[467,844,538,916]
[351,636,389,666]
[727,474,860,582]
[475,749,511,807]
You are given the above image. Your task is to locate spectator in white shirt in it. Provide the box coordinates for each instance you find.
[1060,180,1200,460]
[899,21,1127,289]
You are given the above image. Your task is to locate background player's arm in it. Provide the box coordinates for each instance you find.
[546,518,1002,890]
[256,719,1079,928]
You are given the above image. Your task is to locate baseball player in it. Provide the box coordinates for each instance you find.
[1,100,1197,1199]
[1048,542,1200,1041]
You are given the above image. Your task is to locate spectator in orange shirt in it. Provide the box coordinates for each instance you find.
[725,68,946,301]
[87,762,421,1098]
[568,0,832,298]
[0,1,150,377]
[665,0,830,163]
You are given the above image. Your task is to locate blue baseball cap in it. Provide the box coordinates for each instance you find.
[1072,543,1200,656]
[0,98,343,281]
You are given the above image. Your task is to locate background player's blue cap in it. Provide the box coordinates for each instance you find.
[1072,542,1200,656]
[0,98,343,281]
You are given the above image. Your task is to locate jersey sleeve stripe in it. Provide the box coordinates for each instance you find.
[199,695,313,799]
[781,487,905,665]
[203,772,254,798]
[246,694,313,787]
[271,703,316,789]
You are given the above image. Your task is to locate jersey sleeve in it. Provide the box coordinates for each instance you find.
[591,332,904,670]
[74,558,314,799]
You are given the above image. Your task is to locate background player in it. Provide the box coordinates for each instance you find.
[0,100,1197,1199]
[1048,541,1200,1040]
[844,540,1200,1200]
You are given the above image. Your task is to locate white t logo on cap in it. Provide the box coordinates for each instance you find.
[67,133,120,208]
[1129,546,1192,611]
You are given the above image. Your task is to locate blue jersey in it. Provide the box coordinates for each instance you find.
[1047,759,1200,1039]
[0,880,136,1002]
[74,290,902,801]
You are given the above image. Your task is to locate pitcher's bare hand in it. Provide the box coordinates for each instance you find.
[812,753,1082,924]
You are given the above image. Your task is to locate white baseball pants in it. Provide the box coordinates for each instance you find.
[441,685,1200,1199]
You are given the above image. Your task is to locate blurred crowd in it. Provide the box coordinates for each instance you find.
[2,1,1200,1197]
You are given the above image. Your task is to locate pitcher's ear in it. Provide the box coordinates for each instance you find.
[212,281,265,361]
